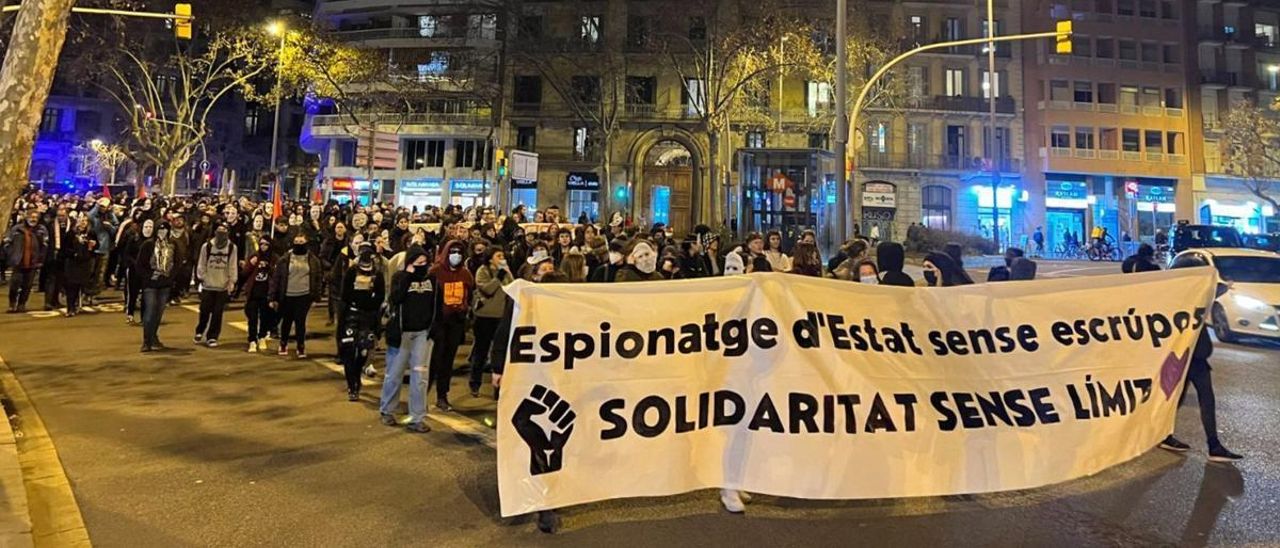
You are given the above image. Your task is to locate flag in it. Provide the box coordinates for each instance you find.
[102,182,111,199]
[272,180,283,220]
[137,182,147,199]
[312,185,323,204]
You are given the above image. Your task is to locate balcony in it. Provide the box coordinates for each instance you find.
[625,103,658,117]
[856,152,1020,173]
[311,112,488,128]
[1200,70,1240,87]
[536,146,601,164]
[913,95,1016,114]
[330,27,500,49]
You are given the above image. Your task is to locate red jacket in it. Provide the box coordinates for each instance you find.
[428,239,475,321]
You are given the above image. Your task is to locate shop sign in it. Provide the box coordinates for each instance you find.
[331,178,371,191]
[512,178,538,189]
[862,207,896,221]
[1138,184,1175,204]
[566,171,601,190]
[401,179,442,192]
[1047,181,1088,200]
[862,181,897,208]
[450,179,487,193]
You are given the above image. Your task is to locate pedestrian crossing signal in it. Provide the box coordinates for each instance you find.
[1055,20,1072,55]
[495,149,507,177]
[175,3,193,40]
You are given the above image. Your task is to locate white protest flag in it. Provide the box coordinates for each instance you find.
[497,268,1216,516]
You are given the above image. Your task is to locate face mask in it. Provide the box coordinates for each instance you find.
[215,231,228,244]
[609,251,623,264]
[293,243,308,255]
[532,249,548,261]
[26,218,37,226]
[157,229,169,240]
[923,270,938,286]
[142,222,154,238]
[498,260,508,269]
[413,263,429,278]
[448,252,462,267]
[860,275,879,285]
[635,254,657,274]
[253,218,264,231]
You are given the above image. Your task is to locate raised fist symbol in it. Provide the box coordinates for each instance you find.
[512,384,576,475]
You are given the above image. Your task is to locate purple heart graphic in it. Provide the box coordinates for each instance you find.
[1159,349,1191,400]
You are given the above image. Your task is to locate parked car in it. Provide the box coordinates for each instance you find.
[1172,248,1280,343]
[1242,233,1280,253]
[1170,222,1244,255]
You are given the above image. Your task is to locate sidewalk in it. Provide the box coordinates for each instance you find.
[0,391,33,548]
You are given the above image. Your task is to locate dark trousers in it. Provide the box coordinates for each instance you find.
[1179,361,1220,449]
[327,293,342,322]
[8,268,37,307]
[141,287,170,346]
[124,271,142,316]
[195,290,230,341]
[44,269,65,309]
[469,317,500,391]
[279,295,313,350]
[429,317,466,400]
[339,314,376,393]
[87,255,106,297]
[65,283,83,312]
[244,297,271,342]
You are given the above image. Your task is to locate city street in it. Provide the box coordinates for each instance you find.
[0,263,1277,547]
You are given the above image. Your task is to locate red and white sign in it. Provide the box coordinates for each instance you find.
[768,172,793,193]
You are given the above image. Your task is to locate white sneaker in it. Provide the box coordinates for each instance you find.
[719,489,745,514]
[206,339,219,348]
[363,365,377,378]
[248,341,258,353]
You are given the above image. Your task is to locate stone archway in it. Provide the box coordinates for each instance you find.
[626,127,706,233]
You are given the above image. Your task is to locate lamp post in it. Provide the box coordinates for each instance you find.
[985,0,1002,251]
[267,21,286,196]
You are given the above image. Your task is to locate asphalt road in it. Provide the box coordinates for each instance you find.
[1,264,1277,547]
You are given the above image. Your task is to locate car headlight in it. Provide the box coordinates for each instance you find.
[1233,294,1271,311]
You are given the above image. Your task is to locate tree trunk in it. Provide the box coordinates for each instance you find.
[707,129,721,226]
[601,142,612,223]
[0,0,77,230]
[162,162,181,195]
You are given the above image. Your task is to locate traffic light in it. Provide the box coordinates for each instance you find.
[1055,20,1073,55]
[614,185,628,202]
[175,3,192,40]
[495,148,507,178]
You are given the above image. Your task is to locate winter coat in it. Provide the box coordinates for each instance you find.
[61,230,99,287]
[615,265,663,282]
[269,251,324,303]
[134,238,176,289]
[876,242,915,287]
[473,264,514,318]
[3,223,49,270]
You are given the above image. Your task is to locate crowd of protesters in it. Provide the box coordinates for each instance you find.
[1,186,1240,532]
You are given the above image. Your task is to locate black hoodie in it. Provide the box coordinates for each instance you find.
[389,245,436,338]
[876,242,915,287]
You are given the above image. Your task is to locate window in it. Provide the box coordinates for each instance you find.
[1119,85,1139,107]
[1049,80,1071,101]
[682,78,705,116]
[688,17,706,40]
[1095,38,1114,59]
[244,107,260,136]
[984,127,1009,159]
[419,15,439,37]
[573,126,592,159]
[1258,24,1278,47]
[909,15,925,42]
[469,14,497,40]
[518,15,543,39]
[570,75,601,104]
[806,80,832,116]
[627,16,650,48]
[1159,0,1175,19]
[417,52,449,80]
[403,139,446,169]
[1072,35,1092,57]
[1140,86,1161,106]
[568,189,599,223]
[1138,0,1156,17]
[1118,40,1137,60]
[807,132,829,149]
[1050,126,1071,148]
[1100,128,1119,150]
[745,131,765,148]
[908,66,928,99]
[626,76,656,105]
[982,70,1003,98]
[872,121,889,153]
[944,17,963,41]
[1122,129,1140,151]
[944,68,964,96]
[39,108,60,134]
[1074,81,1093,103]
[1162,44,1179,65]
[1164,88,1182,108]
[516,126,536,150]
[337,140,357,167]
[1097,83,1117,104]
[455,139,491,168]
[1166,131,1184,154]
[921,185,952,229]
[580,16,601,45]
[907,123,927,157]
[514,76,542,105]
[75,110,101,135]
[1140,42,1159,63]
[1117,0,1134,16]
[1075,127,1095,149]
[1144,130,1163,152]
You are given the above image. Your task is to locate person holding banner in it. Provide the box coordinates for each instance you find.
[614,241,663,282]
[922,252,970,287]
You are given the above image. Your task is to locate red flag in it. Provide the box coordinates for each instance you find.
[137,182,147,199]
[272,181,283,219]
[101,183,111,199]
[312,185,323,204]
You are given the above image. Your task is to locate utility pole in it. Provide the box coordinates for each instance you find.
[986,0,1001,251]
[834,0,848,245]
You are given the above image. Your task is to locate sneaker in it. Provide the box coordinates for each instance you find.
[435,400,453,412]
[470,386,481,398]
[193,334,204,345]
[206,339,219,348]
[1208,445,1243,463]
[261,334,273,343]
[380,414,398,426]
[406,422,431,433]
[140,344,153,353]
[1159,436,1191,453]
[296,349,308,359]
[277,345,289,356]
[363,365,377,378]
[347,391,359,402]
[719,489,745,514]
[247,341,259,353]
[125,315,134,325]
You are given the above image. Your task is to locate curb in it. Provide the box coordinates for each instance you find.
[0,357,91,547]
[1,387,33,548]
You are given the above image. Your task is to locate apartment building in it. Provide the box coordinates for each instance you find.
[1023,0,1194,253]
[307,0,502,209]
[1191,0,1280,234]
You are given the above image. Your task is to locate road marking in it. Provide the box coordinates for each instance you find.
[1039,265,1117,278]
[178,305,496,447]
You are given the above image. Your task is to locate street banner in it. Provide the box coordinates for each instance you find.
[497,268,1217,516]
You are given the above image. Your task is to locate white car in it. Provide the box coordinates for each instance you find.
[1172,248,1280,342]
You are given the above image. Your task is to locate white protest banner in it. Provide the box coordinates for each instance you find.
[497,268,1216,517]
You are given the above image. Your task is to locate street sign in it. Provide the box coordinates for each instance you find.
[768,172,792,193]
[1125,179,1139,197]
[510,150,539,181]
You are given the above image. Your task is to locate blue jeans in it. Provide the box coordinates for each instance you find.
[379,330,432,424]
[142,287,170,346]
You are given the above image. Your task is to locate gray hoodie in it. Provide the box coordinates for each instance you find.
[197,239,238,292]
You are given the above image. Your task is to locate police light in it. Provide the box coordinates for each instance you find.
[1055,20,1073,55]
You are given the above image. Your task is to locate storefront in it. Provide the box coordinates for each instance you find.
[397,178,443,211]
[330,178,378,206]
[1134,181,1176,239]
[449,179,491,209]
[1201,199,1276,234]
[972,184,1018,246]
[1044,179,1089,252]
[510,178,537,211]
[564,171,600,223]
[861,181,897,241]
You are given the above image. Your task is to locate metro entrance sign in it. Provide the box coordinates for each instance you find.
[768,172,793,193]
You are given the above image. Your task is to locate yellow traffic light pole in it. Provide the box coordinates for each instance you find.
[844,26,1070,239]
[1,4,194,37]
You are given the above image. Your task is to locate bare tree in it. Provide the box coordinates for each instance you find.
[1222,100,1280,212]
[101,32,273,194]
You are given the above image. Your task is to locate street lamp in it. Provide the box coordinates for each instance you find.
[89,138,103,148]
[266,21,287,195]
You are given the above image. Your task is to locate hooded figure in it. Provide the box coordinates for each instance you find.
[987,247,1025,282]
[615,241,663,282]
[723,252,745,276]
[876,242,915,287]
[338,247,386,401]
[922,252,968,287]
[942,243,976,285]
[426,239,475,410]
[1009,257,1038,281]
